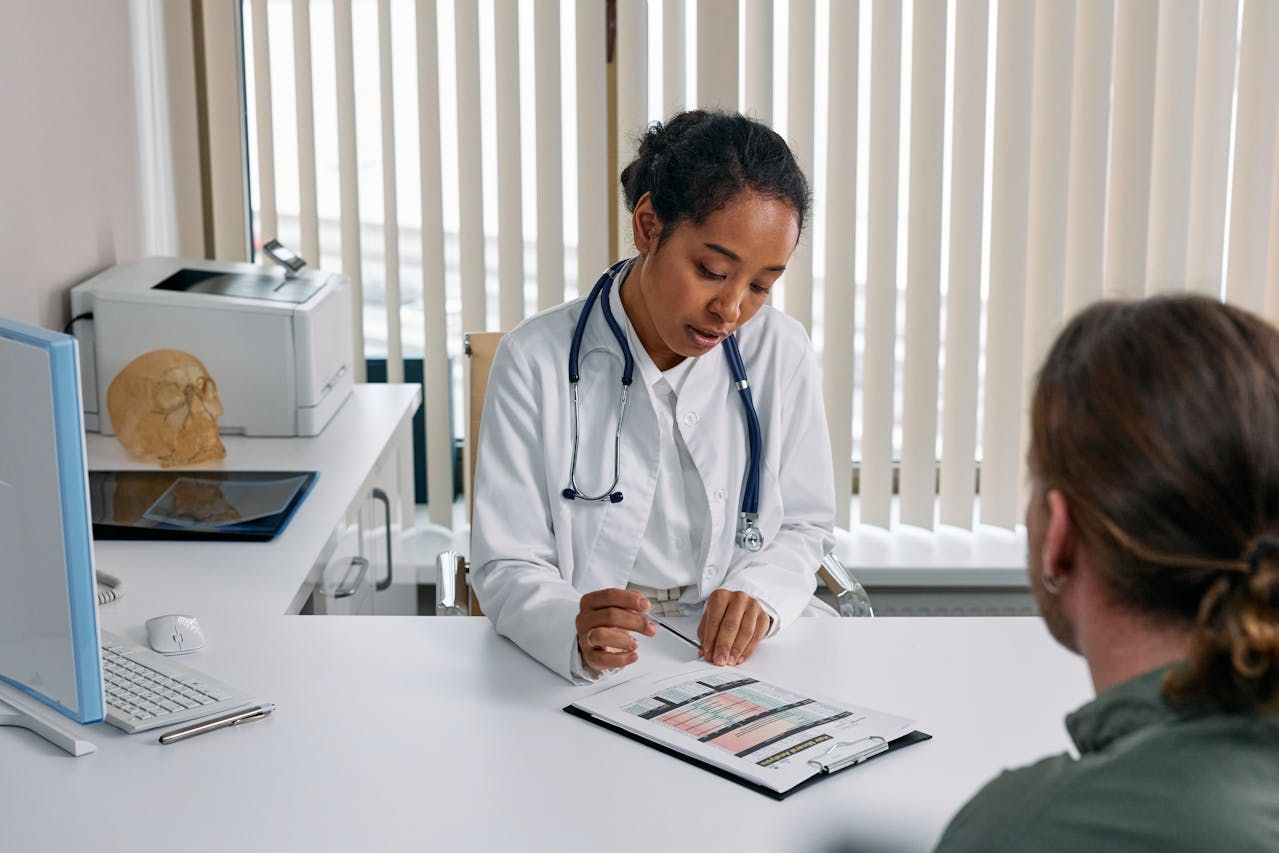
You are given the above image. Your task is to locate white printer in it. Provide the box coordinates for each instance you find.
[70,257,355,437]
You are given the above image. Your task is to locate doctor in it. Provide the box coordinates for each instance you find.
[471,110,836,683]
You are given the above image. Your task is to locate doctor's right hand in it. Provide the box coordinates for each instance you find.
[576,588,658,671]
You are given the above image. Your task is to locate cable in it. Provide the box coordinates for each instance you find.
[95,571,124,605]
[63,312,93,335]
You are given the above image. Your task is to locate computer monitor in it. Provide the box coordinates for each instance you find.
[0,317,104,756]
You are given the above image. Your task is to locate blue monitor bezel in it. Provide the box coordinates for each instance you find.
[0,318,104,724]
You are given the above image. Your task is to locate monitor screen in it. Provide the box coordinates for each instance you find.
[0,318,104,724]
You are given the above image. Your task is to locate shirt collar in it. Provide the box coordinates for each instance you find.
[1065,664,1201,754]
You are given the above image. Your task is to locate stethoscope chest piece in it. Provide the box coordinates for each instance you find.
[736,512,764,552]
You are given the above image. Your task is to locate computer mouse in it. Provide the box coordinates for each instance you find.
[144,614,206,655]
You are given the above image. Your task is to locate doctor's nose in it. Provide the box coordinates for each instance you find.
[708,289,744,327]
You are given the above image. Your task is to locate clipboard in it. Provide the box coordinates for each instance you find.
[564,704,931,801]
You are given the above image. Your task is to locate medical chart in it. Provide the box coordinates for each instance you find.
[571,661,916,794]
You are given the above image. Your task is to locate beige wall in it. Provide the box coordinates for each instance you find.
[0,0,145,330]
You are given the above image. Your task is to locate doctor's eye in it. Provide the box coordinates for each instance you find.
[697,262,727,281]
[750,283,771,296]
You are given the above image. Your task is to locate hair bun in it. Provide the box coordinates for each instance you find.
[617,109,810,244]
[1166,534,1279,710]
[636,120,669,157]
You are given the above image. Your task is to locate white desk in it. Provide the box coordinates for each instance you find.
[86,384,421,625]
[0,617,1092,852]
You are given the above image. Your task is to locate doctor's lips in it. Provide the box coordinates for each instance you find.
[686,324,728,349]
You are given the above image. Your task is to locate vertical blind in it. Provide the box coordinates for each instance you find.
[239,0,1279,535]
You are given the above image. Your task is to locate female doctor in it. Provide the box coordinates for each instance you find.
[470,110,836,683]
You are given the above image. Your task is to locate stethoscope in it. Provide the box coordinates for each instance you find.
[561,258,765,553]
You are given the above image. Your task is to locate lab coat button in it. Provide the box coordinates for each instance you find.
[682,412,699,427]
[713,488,726,501]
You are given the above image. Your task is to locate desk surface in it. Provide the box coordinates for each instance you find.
[86,384,420,624]
[1,617,1092,852]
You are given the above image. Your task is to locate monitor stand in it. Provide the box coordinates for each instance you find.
[0,680,96,757]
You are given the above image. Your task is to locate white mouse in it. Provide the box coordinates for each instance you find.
[144,615,206,655]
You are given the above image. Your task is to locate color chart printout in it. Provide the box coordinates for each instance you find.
[624,672,861,765]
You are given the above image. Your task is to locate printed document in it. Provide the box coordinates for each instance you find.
[570,661,917,795]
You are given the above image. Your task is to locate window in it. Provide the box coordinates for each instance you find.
[231,0,1265,536]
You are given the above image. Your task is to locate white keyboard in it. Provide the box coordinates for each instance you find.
[100,631,253,734]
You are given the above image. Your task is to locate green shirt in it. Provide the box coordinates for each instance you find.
[935,665,1279,852]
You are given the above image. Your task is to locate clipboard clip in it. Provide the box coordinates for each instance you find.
[807,736,889,773]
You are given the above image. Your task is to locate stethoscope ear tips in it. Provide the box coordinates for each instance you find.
[561,488,578,500]
[609,492,624,503]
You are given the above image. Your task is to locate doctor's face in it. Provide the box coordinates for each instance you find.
[626,191,800,369]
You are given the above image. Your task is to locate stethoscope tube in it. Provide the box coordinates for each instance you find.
[563,259,631,503]
[563,259,766,552]
[723,335,764,552]
[568,259,633,385]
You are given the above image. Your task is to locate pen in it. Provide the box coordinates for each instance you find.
[158,703,276,744]
[644,612,701,651]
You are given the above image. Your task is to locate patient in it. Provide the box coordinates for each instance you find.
[936,296,1279,851]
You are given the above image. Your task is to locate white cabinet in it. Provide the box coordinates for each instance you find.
[313,520,373,615]
[310,393,419,616]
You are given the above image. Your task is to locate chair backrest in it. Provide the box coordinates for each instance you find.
[461,332,505,616]
[464,332,505,519]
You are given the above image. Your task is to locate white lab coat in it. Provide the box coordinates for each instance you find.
[470,271,836,683]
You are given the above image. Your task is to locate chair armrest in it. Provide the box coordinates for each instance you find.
[817,553,875,618]
[435,550,469,616]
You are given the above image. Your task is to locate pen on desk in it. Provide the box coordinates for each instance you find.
[643,612,701,651]
[158,703,276,745]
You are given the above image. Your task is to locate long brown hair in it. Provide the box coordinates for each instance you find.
[1029,295,1279,711]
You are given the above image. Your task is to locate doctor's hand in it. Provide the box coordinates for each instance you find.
[576,588,658,671]
[698,590,770,667]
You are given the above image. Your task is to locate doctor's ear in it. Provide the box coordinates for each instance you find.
[631,193,664,255]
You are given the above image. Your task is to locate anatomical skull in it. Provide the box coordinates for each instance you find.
[107,350,227,467]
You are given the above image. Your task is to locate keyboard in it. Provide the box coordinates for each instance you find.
[100,631,254,734]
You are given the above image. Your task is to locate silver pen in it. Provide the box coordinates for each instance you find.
[158,703,276,744]
[643,612,700,650]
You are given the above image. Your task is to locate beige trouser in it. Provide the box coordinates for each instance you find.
[626,582,693,617]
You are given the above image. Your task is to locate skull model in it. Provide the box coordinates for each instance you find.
[107,350,226,467]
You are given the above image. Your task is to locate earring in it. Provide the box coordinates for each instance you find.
[1041,559,1063,595]
[1039,547,1065,594]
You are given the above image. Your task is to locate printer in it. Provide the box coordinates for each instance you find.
[71,257,355,437]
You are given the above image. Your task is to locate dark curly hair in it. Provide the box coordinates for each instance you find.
[619,110,810,247]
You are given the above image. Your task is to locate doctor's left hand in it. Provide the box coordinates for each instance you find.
[697,590,770,667]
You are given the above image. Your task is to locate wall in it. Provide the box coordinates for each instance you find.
[0,0,145,330]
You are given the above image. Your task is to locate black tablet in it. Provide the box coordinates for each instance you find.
[88,470,318,542]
